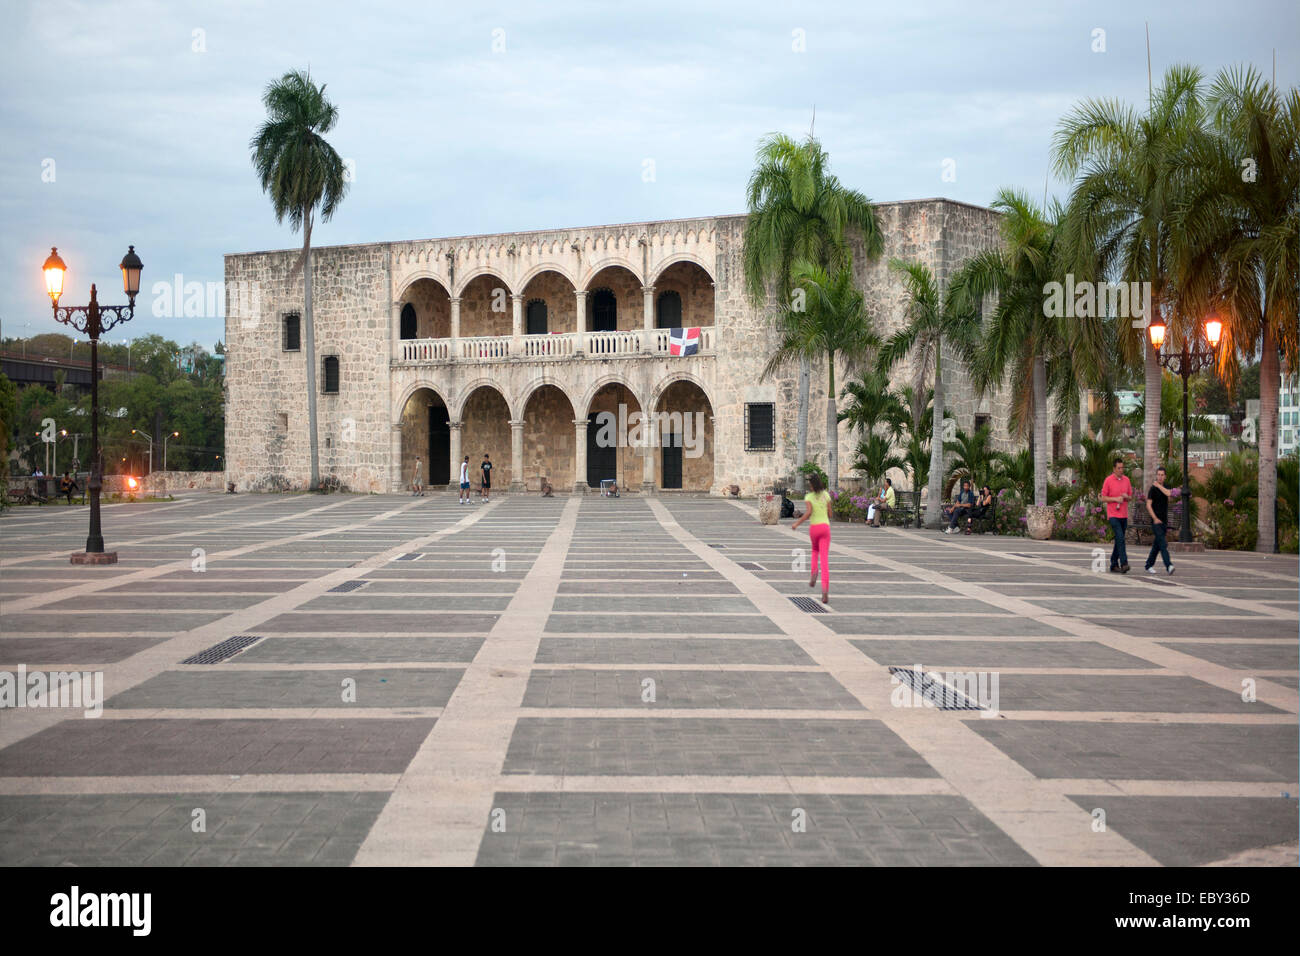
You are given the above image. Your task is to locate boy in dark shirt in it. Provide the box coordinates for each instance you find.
[1144,466,1174,575]
[480,453,493,501]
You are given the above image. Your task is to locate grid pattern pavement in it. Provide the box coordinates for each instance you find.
[0,491,1295,866]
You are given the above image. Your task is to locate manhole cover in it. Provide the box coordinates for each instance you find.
[329,580,368,593]
[709,543,727,549]
[887,666,984,711]
[182,635,262,665]
[789,596,828,614]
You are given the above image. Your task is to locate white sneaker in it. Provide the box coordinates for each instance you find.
[1167,565,1175,575]
[1146,566,1157,575]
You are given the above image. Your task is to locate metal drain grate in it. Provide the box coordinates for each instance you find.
[789,596,829,614]
[709,543,727,549]
[737,561,764,571]
[328,580,369,593]
[182,635,262,665]
[887,666,984,710]
[394,552,423,561]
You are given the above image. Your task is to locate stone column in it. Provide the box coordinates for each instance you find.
[641,412,657,494]
[450,296,461,359]
[641,284,654,352]
[390,422,403,493]
[574,290,587,353]
[511,294,523,357]
[509,420,525,493]
[448,421,462,490]
[573,418,589,494]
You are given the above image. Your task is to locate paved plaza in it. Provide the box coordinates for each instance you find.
[0,492,1296,866]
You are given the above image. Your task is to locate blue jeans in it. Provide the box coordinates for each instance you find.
[1146,521,1171,570]
[1109,517,1128,568]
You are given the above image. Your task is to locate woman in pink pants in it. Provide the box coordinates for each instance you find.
[791,472,832,604]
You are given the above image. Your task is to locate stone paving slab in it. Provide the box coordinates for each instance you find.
[824,615,1071,637]
[234,636,486,663]
[1064,795,1298,866]
[0,718,437,776]
[259,612,500,633]
[0,791,389,866]
[105,668,465,709]
[503,717,936,777]
[848,639,1153,669]
[545,613,782,634]
[1155,642,1299,670]
[985,674,1280,713]
[521,669,863,710]
[0,637,168,665]
[967,721,1297,780]
[1084,618,1295,640]
[535,637,813,665]
[475,792,1037,866]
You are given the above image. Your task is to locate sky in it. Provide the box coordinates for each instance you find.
[1,0,1295,351]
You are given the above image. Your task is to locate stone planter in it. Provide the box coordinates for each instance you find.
[1025,504,1055,540]
[758,494,779,525]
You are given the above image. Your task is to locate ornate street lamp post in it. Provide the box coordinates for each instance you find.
[1147,316,1222,545]
[42,245,143,564]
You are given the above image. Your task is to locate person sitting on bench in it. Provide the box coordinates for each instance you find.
[964,485,993,533]
[59,471,79,505]
[867,478,896,527]
[946,479,975,534]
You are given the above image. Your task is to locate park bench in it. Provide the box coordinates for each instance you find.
[880,490,920,528]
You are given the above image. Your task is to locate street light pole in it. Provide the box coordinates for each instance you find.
[163,431,179,471]
[1147,316,1222,544]
[43,245,143,564]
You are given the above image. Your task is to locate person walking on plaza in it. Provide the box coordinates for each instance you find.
[791,471,832,605]
[459,455,471,504]
[1144,466,1175,575]
[1101,457,1133,573]
[480,453,493,501]
[412,456,423,496]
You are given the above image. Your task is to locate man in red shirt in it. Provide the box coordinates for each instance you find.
[1100,458,1133,573]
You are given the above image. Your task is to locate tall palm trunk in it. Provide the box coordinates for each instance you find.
[1142,338,1161,489]
[1033,354,1049,506]
[795,357,810,491]
[925,340,944,527]
[301,215,320,491]
[1257,322,1279,552]
[826,353,838,492]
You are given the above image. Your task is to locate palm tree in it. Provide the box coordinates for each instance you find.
[743,133,883,490]
[850,433,905,486]
[763,264,878,491]
[250,69,348,491]
[993,446,1035,502]
[1124,371,1228,459]
[878,259,980,527]
[1053,65,1209,503]
[1175,67,1299,552]
[943,425,998,494]
[838,368,908,445]
[949,190,1074,507]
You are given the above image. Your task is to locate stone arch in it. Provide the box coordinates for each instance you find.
[580,257,643,290]
[457,273,514,338]
[520,383,578,490]
[518,376,580,420]
[518,261,577,289]
[397,276,451,340]
[648,254,715,286]
[648,370,717,413]
[453,265,514,299]
[580,374,645,420]
[651,259,716,329]
[393,381,453,426]
[459,383,513,490]
[520,268,578,336]
[652,377,715,492]
[581,264,641,333]
[397,272,451,301]
[584,379,645,491]
[452,378,517,421]
[398,386,453,489]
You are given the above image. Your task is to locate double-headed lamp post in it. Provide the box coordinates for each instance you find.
[42,245,143,565]
[1147,315,1222,545]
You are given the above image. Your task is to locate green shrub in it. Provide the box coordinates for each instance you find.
[992,489,1026,536]
[1203,499,1257,551]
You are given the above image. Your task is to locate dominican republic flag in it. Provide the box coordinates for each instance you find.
[669,327,700,356]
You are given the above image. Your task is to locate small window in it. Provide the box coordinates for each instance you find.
[745,403,775,452]
[322,355,340,394]
[277,412,289,435]
[283,313,301,351]
[974,414,991,434]
[591,288,616,332]
[400,303,417,340]
[526,299,548,335]
[656,290,682,329]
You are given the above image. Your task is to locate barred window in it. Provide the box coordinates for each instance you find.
[745,403,775,451]
[282,313,301,351]
[322,355,340,394]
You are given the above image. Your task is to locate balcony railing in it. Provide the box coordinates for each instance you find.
[397,327,715,363]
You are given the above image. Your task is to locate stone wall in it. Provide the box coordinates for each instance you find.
[520,271,578,335]
[460,387,512,488]
[144,471,227,493]
[521,384,575,489]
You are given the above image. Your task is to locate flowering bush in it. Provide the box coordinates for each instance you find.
[991,488,1026,536]
[1053,496,1109,542]
[1203,499,1257,551]
[832,492,863,521]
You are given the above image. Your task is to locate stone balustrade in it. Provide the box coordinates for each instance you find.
[395,327,715,365]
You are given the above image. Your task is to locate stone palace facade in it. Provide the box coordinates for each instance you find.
[223,199,1014,495]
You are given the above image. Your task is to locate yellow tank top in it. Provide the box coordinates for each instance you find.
[804,491,831,525]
